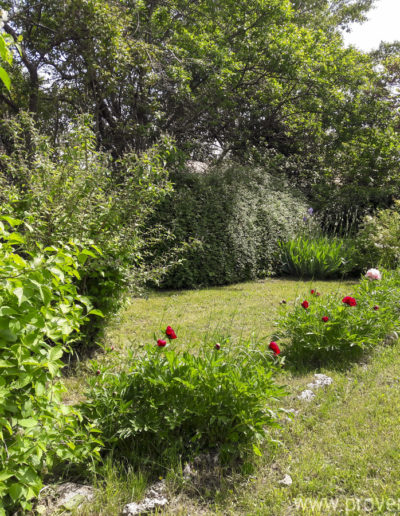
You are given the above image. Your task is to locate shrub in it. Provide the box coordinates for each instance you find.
[277,235,356,279]
[275,270,400,365]
[353,201,400,271]
[82,338,285,465]
[0,114,174,343]
[151,164,308,288]
[0,216,102,514]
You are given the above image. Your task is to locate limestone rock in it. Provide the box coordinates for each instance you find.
[307,374,333,389]
[122,481,168,516]
[298,389,315,401]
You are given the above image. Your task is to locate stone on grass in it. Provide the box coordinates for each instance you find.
[307,374,333,389]
[298,389,315,401]
[279,474,293,486]
[122,481,168,516]
[36,483,94,514]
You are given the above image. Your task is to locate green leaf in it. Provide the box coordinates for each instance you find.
[88,309,105,318]
[0,216,22,227]
[48,346,63,361]
[8,482,25,502]
[252,443,263,457]
[18,418,39,428]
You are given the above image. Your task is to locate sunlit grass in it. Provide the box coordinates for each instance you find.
[105,278,356,353]
[67,276,400,515]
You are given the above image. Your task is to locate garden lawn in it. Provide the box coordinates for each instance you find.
[105,278,356,352]
[70,277,400,515]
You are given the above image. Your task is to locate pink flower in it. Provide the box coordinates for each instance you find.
[165,326,177,339]
[269,341,281,355]
[365,268,382,281]
[301,300,309,309]
[322,316,329,322]
[342,296,357,306]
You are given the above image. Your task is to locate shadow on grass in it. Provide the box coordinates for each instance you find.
[282,347,367,376]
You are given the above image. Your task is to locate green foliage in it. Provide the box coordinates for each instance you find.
[278,235,356,279]
[82,338,285,465]
[0,217,102,514]
[353,201,400,271]
[0,113,173,341]
[153,164,308,288]
[275,270,400,365]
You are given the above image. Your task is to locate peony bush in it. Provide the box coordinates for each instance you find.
[274,269,400,365]
[82,338,285,465]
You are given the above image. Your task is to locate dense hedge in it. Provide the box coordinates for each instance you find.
[152,164,309,288]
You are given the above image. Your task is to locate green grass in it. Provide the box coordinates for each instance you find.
[65,277,400,515]
[105,278,356,353]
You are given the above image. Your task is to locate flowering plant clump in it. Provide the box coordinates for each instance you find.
[365,268,382,281]
[275,270,400,364]
[82,338,286,463]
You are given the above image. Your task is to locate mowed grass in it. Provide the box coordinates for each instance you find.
[105,277,356,353]
[71,277,400,515]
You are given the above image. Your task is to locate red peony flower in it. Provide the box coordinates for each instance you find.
[342,296,357,306]
[157,339,167,347]
[301,300,309,309]
[215,343,221,350]
[269,341,281,355]
[165,326,177,339]
[373,305,379,310]
[311,289,315,294]
[322,316,329,322]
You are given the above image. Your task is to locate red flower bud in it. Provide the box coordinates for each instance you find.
[157,339,167,347]
[96,369,101,375]
[311,289,315,294]
[301,300,309,309]
[215,343,221,350]
[373,305,379,310]
[322,316,329,322]
[316,292,321,296]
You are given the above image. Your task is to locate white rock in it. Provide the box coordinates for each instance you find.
[279,474,293,486]
[52,483,94,511]
[298,389,315,401]
[122,481,168,515]
[307,374,333,389]
[122,497,168,515]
